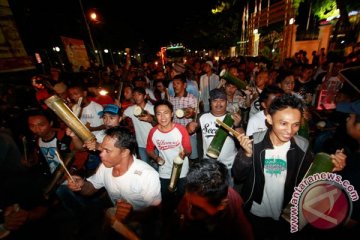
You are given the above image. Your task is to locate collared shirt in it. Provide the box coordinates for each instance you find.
[169,93,197,126]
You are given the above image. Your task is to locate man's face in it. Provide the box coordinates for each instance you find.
[279,75,295,94]
[155,104,173,128]
[255,72,269,89]
[155,72,165,80]
[229,67,239,77]
[203,63,212,72]
[301,68,313,81]
[266,107,301,145]
[238,71,246,81]
[123,87,133,100]
[28,115,52,139]
[134,80,146,88]
[133,91,145,105]
[99,136,124,168]
[173,79,186,96]
[225,83,237,97]
[184,192,223,221]
[68,87,85,103]
[211,98,227,116]
[156,82,165,92]
[102,113,121,128]
[346,114,360,140]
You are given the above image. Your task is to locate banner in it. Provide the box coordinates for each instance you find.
[0,0,35,73]
[61,36,90,72]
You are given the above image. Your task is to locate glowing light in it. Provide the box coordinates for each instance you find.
[253,29,258,34]
[289,18,295,25]
[104,49,109,53]
[35,53,42,63]
[90,12,97,20]
[99,89,108,96]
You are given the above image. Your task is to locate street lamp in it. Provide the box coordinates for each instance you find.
[90,12,97,21]
[78,0,100,65]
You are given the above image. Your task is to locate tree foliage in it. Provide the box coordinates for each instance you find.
[180,0,243,50]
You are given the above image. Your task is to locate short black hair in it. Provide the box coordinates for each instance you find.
[186,158,229,207]
[258,85,284,104]
[173,73,187,83]
[276,71,294,84]
[154,99,173,114]
[133,87,146,95]
[104,126,137,155]
[26,108,55,123]
[268,94,304,116]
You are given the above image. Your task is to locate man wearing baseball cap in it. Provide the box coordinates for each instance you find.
[80,104,123,174]
[187,88,242,185]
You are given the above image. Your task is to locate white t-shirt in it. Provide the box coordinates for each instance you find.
[250,141,290,220]
[39,137,60,174]
[199,113,237,169]
[94,130,106,144]
[246,110,267,136]
[124,103,154,148]
[146,124,191,179]
[87,157,161,210]
[80,101,104,136]
[145,88,157,102]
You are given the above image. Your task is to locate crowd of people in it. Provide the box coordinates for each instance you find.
[0,47,359,239]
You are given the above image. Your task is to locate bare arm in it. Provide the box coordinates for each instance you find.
[146,150,165,166]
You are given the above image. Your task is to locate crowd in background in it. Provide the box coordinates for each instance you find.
[1,46,360,240]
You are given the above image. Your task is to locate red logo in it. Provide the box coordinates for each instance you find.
[300,181,350,229]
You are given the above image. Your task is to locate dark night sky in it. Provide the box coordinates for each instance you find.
[9,0,216,55]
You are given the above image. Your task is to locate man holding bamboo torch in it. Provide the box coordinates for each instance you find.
[66,126,161,239]
[232,94,347,239]
[146,100,192,218]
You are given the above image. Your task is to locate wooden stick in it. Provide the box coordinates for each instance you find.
[194,91,201,121]
[22,136,28,163]
[216,118,240,138]
[116,82,124,102]
[54,150,75,182]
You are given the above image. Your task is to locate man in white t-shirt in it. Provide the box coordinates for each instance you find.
[187,88,242,183]
[68,85,104,136]
[123,87,157,165]
[83,104,123,152]
[67,126,161,239]
[246,85,284,136]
